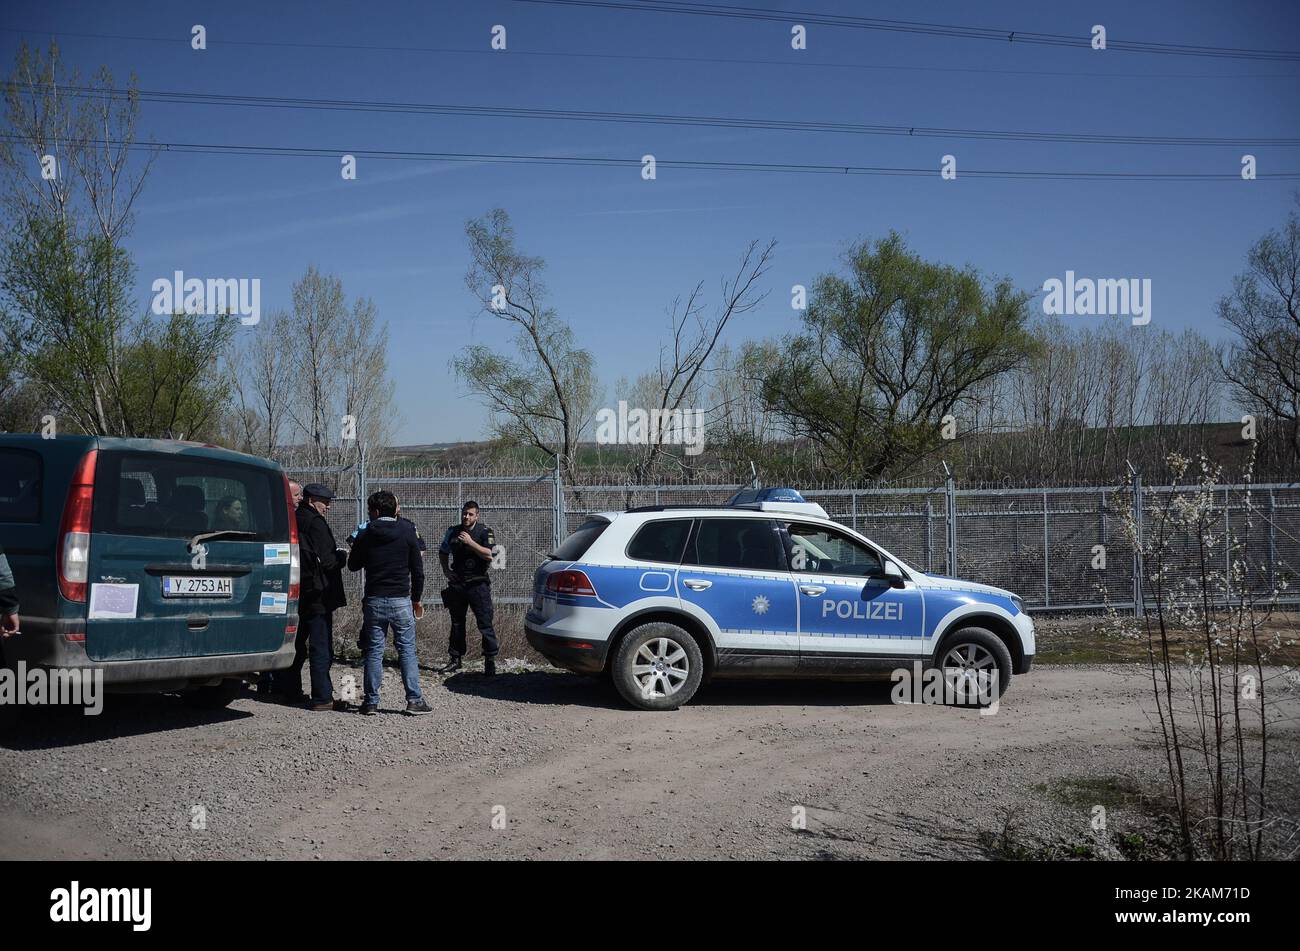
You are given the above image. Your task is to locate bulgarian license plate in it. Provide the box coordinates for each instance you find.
[162,576,233,598]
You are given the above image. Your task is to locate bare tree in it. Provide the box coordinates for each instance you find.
[228,310,294,456]
[456,208,597,480]
[1220,198,1300,467]
[338,295,396,464]
[622,239,776,482]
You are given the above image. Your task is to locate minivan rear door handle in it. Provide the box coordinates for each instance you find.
[682,578,712,591]
[799,585,827,597]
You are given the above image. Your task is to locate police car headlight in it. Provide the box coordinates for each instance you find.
[1010,594,1025,614]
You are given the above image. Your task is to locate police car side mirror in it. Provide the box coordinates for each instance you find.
[879,561,906,588]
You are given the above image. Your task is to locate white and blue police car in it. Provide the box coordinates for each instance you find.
[525,488,1035,710]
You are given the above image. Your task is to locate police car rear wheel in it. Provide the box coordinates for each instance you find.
[938,627,1011,705]
[613,623,703,711]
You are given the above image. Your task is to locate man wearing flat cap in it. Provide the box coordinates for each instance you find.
[277,482,349,710]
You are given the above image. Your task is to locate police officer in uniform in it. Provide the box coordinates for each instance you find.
[439,500,497,675]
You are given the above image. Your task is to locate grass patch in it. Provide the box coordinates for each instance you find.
[980,776,1187,861]
[1034,613,1300,666]
[1033,775,1147,811]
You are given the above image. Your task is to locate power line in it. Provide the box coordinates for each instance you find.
[23,83,1299,149]
[5,135,1294,181]
[511,0,1300,62]
[1,25,1296,80]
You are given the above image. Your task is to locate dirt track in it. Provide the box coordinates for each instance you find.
[1,663,1295,860]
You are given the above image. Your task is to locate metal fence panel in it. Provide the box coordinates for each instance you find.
[277,460,1300,613]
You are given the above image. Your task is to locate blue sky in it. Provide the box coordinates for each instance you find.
[3,0,1298,443]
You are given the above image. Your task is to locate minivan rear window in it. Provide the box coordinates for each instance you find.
[553,519,609,561]
[0,449,41,523]
[92,452,287,541]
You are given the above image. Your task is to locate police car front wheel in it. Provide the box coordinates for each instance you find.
[612,622,704,711]
[937,627,1012,705]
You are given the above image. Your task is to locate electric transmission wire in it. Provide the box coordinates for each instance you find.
[1,25,1296,78]
[511,0,1300,62]
[19,84,1297,149]
[4,134,1292,181]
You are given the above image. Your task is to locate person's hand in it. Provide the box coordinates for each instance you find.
[456,531,473,545]
[412,600,424,620]
[1,613,18,637]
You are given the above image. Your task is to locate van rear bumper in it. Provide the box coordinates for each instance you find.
[3,619,296,687]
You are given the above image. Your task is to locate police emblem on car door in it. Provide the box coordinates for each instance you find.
[676,518,799,658]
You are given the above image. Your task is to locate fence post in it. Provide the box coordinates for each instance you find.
[1132,469,1145,618]
[925,496,933,574]
[357,442,367,528]
[1043,490,1050,608]
[552,455,566,551]
[1224,487,1232,602]
[945,470,957,577]
[1268,489,1277,590]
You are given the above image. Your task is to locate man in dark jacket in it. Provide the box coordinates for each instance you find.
[277,483,349,711]
[438,500,498,676]
[0,542,20,638]
[348,490,430,716]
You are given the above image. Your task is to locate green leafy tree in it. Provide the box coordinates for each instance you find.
[0,42,232,439]
[749,232,1035,480]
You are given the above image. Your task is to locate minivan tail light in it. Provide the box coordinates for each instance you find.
[546,569,597,597]
[57,450,98,603]
[283,473,300,601]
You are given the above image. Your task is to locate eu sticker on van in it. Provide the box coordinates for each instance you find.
[88,583,139,619]
[259,592,288,615]
[264,544,291,565]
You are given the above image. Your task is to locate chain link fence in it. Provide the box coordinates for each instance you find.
[280,459,1300,615]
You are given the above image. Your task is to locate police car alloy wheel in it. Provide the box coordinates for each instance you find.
[613,622,704,711]
[937,627,1012,705]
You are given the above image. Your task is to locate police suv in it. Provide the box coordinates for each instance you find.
[525,488,1034,710]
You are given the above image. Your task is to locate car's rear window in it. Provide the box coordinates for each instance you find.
[686,518,785,571]
[92,451,287,541]
[627,518,692,564]
[553,519,609,561]
[0,449,41,523]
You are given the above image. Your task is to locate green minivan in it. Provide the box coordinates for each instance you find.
[0,435,300,707]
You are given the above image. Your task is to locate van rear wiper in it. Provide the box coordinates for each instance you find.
[188,530,258,552]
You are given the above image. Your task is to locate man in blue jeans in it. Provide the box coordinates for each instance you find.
[347,489,431,716]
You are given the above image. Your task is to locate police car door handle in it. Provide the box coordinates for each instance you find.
[682,578,712,591]
[799,584,826,597]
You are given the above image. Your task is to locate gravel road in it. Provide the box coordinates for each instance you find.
[2,662,1295,860]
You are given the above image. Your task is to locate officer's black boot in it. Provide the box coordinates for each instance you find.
[483,656,496,677]
[440,655,462,674]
